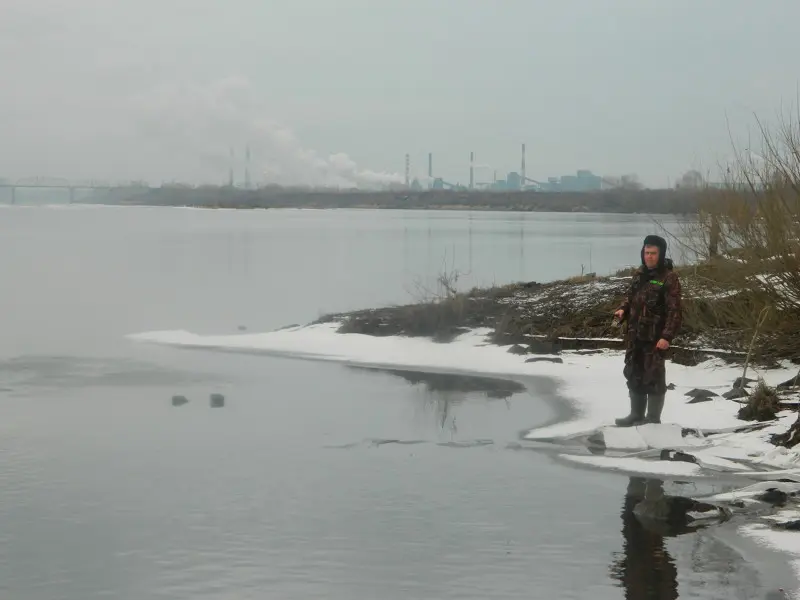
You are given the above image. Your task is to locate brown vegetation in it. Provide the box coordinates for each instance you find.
[316,227,800,366]
[93,186,708,214]
[321,280,527,343]
[737,379,781,421]
[315,259,797,365]
[670,113,800,362]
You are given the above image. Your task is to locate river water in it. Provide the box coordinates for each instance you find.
[0,205,784,598]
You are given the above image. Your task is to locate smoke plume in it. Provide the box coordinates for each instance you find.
[129,76,404,189]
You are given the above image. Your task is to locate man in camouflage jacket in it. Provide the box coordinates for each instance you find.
[613,235,683,426]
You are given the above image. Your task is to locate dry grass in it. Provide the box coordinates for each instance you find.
[738,379,781,421]
[614,265,639,277]
[565,273,598,284]
[335,293,478,342]
[329,263,522,342]
[674,111,800,361]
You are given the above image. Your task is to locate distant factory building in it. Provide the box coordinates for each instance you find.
[483,172,522,191]
[574,169,603,191]
[540,170,603,192]
[432,177,467,191]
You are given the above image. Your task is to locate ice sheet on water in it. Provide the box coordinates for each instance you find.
[739,520,800,594]
[593,423,708,451]
[560,454,703,477]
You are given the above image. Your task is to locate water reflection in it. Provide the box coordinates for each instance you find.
[347,366,525,433]
[356,368,526,399]
[608,474,787,598]
[610,477,680,599]
[609,476,742,598]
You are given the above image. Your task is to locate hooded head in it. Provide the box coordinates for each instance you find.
[641,234,668,270]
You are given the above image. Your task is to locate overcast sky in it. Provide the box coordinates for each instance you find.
[2,0,799,188]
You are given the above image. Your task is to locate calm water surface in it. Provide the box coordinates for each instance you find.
[0,205,783,598]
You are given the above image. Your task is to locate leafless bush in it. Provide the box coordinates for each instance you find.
[678,110,800,360]
[404,253,468,304]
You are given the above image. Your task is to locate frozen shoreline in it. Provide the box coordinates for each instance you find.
[127,322,800,595]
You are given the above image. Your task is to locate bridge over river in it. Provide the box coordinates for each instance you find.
[0,178,152,204]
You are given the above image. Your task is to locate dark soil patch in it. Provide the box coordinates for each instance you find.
[669,348,713,366]
[772,412,800,448]
[777,372,800,389]
[525,357,564,364]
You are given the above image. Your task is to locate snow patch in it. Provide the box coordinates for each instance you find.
[497,277,627,316]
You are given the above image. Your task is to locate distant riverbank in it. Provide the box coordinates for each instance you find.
[87,186,709,214]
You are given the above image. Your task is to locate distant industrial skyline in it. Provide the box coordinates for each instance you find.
[0,144,717,193]
[0,139,721,192]
[2,1,798,189]
[215,142,698,192]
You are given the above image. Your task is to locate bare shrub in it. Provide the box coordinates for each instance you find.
[678,110,800,361]
[403,252,470,302]
[737,379,780,421]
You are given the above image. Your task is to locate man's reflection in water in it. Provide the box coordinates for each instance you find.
[610,476,696,599]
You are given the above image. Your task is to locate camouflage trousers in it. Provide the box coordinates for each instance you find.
[623,341,667,395]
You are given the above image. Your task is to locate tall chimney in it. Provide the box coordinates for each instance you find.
[228,147,235,187]
[428,152,433,189]
[244,144,251,190]
[521,143,526,188]
[405,153,410,187]
[469,151,474,190]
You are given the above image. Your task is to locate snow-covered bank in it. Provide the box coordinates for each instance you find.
[127,323,800,592]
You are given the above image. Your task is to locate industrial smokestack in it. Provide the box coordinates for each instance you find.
[228,147,234,187]
[244,144,251,190]
[428,152,433,189]
[469,151,474,190]
[521,143,526,188]
[405,153,410,187]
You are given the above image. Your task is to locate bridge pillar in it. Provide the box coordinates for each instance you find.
[10,187,15,205]
[69,187,75,204]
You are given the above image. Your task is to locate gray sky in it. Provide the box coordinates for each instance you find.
[2,0,799,188]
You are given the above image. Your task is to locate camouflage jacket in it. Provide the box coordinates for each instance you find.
[618,264,683,344]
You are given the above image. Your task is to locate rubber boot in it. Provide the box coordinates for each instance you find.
[615,392,647,427]
[645,394,665,424]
